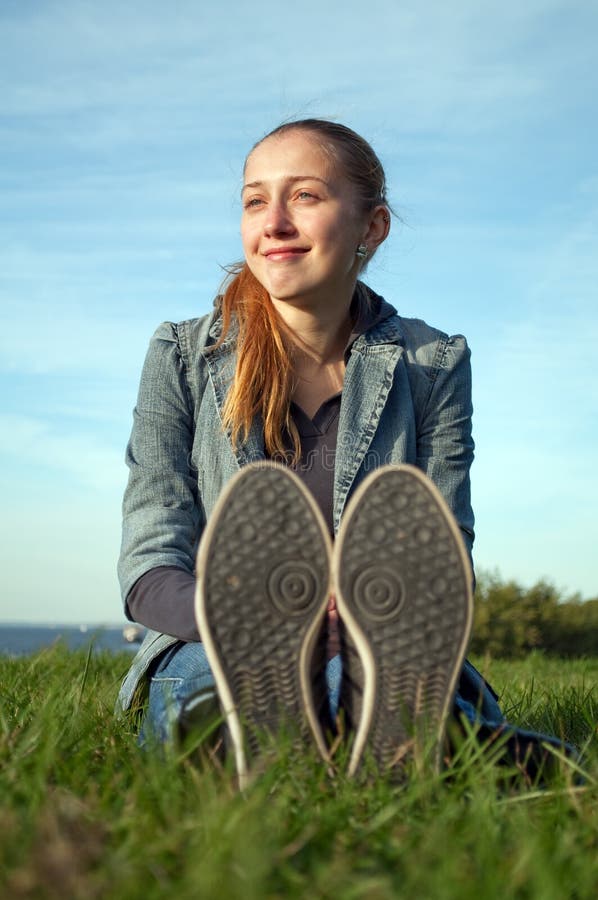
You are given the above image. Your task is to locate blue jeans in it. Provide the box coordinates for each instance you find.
[141,642,502,747]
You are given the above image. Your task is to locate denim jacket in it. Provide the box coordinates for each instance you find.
[116,290,474,710]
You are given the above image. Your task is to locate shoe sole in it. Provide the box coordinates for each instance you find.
[333,465,473,776]
[194,462,332,788]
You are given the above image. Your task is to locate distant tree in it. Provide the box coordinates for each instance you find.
[470,569,598,658]
[544,598,598,656]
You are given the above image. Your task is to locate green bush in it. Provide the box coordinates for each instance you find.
[471,570,598,658]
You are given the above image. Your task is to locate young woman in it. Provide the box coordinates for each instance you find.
[117,119,571,785]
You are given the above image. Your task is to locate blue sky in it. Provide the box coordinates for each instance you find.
[1,0,596,624]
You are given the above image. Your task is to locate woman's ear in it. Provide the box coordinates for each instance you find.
[362,205,391,252]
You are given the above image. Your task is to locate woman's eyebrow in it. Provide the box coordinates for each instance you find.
[241,175,330,193]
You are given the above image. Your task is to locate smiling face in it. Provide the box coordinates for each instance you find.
[241,130,374,311]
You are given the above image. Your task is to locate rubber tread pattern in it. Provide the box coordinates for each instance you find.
[335,465,473,772]
[196,463,331,768]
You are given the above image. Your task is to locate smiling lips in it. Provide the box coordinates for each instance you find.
[263,247,309,261]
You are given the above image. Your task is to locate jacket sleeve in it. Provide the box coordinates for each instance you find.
[415,334,475,562]
[117,322,204,605]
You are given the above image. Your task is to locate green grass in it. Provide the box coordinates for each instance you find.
[1,647,597,899]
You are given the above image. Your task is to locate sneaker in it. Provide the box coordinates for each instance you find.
[332,464,473,776]
[194,462,332,788]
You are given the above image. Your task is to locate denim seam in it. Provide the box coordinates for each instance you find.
[173,321,196,427]
[421,334,448,418]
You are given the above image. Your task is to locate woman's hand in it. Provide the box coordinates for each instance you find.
[327,592,338,624]
[326,592,340,658]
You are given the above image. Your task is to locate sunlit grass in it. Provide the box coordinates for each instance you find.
[0,647,596,899]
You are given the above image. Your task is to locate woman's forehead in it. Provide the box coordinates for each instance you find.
[244,130,338,181]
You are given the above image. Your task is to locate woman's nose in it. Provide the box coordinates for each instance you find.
[264,202,296,236]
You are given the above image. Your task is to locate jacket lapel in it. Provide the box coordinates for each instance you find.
[201,337,266,467]
[334,316,405,529]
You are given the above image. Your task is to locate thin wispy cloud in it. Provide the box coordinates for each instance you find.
[0,414,125,493]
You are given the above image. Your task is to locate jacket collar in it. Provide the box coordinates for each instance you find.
[205,283,403,350]
[201,285,404,468]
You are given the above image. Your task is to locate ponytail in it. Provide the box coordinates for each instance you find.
[215,264,300,463]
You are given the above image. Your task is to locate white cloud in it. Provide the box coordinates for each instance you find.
[3,0,592,137]
[0,413,126,492]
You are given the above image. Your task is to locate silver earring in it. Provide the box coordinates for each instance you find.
[356,243,368,259]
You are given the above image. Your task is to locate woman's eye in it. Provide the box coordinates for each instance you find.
[296,190,315,200]
[244,197,264,209]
